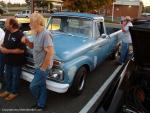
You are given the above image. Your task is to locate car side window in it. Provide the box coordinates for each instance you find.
[95,22,105,39]
[50,17,61,31]
[95,22,100,38]
[97,22,104,36]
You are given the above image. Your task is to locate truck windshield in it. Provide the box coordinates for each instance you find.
[49,16,93,38]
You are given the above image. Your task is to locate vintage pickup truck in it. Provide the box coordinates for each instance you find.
[22,12,122,95]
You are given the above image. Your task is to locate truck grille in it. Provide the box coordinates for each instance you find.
[22,50,35,74]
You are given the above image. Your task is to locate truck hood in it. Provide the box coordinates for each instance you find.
[129,23,150,67]
[52,32,92,61]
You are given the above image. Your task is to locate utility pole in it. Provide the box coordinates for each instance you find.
[112,2,114,22]
[31,0,34,13]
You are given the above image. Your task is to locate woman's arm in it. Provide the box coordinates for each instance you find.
[21,36,34,49]
[40,46,54,71]
[0,47,24,54]
[121,21,127,32]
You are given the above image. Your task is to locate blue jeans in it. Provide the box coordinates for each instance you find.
[30,68,48,108]
[0,53,4,76]
[5,65,21,94]
[119,42,129,64]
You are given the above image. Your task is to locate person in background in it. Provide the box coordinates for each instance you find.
[22,13,54,110]
[0,17,26,100]
[119,16,133,65]
[120,16,125,24]
[0,27,5,82]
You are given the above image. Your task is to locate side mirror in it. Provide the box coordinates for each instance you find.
[101,34,107,38]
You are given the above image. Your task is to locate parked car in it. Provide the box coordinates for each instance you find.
[142,13,150,17]
[132,18,150,25]
[93,20,150,113]
[22,12,122,95]
[15,10,31,18]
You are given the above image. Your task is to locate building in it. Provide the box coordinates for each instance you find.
[46,0,63,12]
[112,0,143,18]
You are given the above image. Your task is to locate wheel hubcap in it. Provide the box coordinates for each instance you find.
[78,71,86,91]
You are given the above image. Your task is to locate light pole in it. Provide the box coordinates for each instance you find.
[31,0,34,13]
[112,2,115,22]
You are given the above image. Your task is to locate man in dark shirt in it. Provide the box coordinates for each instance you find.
[0,28,5,79]
[0,17,26,100]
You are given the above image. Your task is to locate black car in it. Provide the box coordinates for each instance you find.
[90,20,150,113]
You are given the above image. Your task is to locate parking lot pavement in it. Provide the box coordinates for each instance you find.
[0,59,118,113]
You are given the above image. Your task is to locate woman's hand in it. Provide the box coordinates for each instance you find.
[21,37,30,44]
[21,36,34,49]
[0,47,9,54]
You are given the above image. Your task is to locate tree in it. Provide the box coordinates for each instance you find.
[0,8,4,15]
[63,0,113,12]
[103,0,114,15]
[144,6,150,13]
[0,1,6,7]
[25,0,47,7]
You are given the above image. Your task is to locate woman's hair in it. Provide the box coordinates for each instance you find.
[125,16,131,22]
[7,17,19,29]
[30,13,45,27]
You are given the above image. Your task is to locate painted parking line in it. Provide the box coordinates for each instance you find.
[79,65,123,113]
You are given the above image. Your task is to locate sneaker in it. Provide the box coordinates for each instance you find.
[30,103,37,108]
[0,91,10,98]
[35,106,45,111]
[31,104,45,111]
[5,93,18,101]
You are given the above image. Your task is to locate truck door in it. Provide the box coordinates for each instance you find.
[93,21,110,65]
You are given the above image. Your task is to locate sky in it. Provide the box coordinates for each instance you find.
[0,0,150,6]
[142,0,150,6]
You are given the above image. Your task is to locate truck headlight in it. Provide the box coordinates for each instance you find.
[48,68,64,81]
[53,59,64,67]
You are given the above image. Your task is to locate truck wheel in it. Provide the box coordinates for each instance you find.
[69,66,88,96]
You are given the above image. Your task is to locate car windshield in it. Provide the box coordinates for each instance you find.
[49,16,93,38]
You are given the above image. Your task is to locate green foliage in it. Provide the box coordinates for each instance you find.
[24,0,114,12]
[0,8,3,14]
[144,6,150,13]
[63,0,113,12]
[0,1,27,7]
[25,0,47,7]
[0,1,6,7]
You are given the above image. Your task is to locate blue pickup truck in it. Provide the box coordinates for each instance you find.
[22,12,122,95]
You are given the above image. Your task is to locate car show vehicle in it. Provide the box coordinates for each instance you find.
[15,10,31,18]
[22,12,122,95]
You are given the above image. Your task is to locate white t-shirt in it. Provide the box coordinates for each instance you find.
[0,28,5,46]
[122,22,133,43]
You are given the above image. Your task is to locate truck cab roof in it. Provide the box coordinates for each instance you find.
[52,12,104,21]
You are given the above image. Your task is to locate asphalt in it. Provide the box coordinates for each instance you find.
[0,59,118,113]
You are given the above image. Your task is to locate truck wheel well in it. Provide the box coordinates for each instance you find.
[82,64,90,73]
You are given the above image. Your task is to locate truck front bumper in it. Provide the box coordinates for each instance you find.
[21,71,70,93]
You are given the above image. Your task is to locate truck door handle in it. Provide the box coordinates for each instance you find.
[93,44,104,49]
